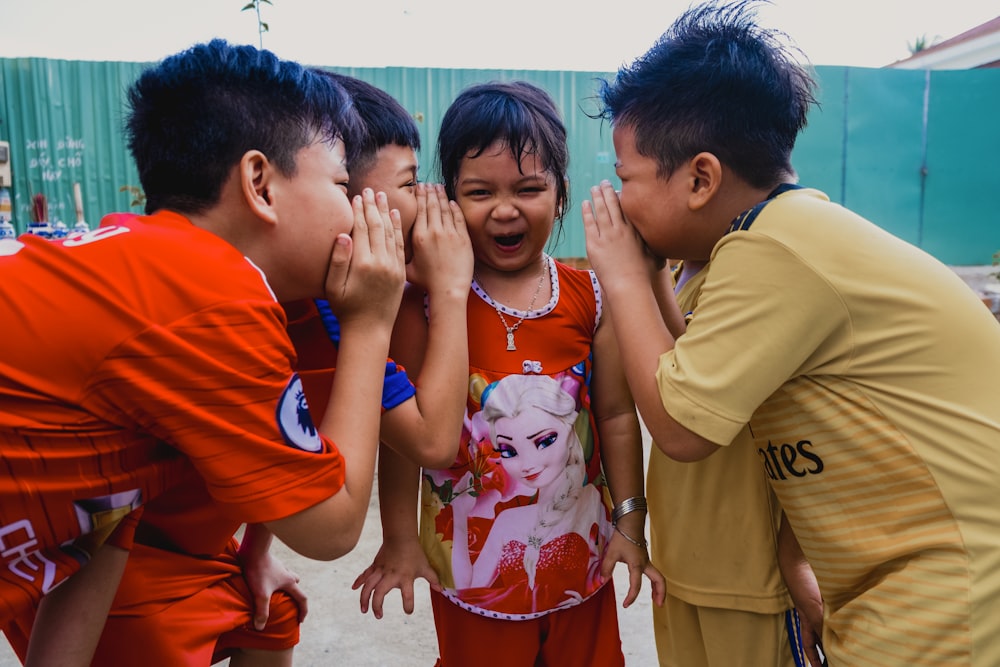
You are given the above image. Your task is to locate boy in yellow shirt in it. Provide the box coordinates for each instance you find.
[584,1,1000,664]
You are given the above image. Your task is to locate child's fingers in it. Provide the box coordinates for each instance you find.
[621,564,643,609]
[400,580,416,615]
[357,569,383,614]
[389,208,405,263]
[598,180,627,224]
[423,567,443,592]
[422,183,441,228]
[581,199,597,230]
[369,578,400,620]
[587,184,613,226]
[444,190,469,237]
[351,192,372,253]
[361,189,391,254]
[651,571,666,607]
[590,181,625,227]
[433,185,454,228]
[599,553,616,583]
[582,195,611,242]
[646,562,666,607]
[325,234,353,300]
[414,182,428,230]
[284,579,309,623]
[351,565,373,590]
[253,592,271,631]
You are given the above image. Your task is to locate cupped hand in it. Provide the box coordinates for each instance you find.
[582,181,660,292]
[406,183,473,294]
[325,188,406,331]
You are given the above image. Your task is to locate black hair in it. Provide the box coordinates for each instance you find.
[126,39,364,215]
[437,81,569,222]
[317,71,421,176]
[594,0,816,188]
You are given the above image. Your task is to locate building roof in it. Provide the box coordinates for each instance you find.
[889,15,1000,69]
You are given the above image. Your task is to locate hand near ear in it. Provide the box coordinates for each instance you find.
[405,183,472,292]
[325,188,406,332]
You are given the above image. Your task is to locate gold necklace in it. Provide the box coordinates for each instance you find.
[476,265,547,352]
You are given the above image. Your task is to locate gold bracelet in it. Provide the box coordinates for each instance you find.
[611,496,647,525]
[614,524,648,549]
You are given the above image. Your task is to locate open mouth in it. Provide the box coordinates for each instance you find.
[495,234,524,247]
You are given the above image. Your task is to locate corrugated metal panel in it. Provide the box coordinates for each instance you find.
[0,57,150,231]
[922,69,1000,265]
[841,67,926,246]
[1,59,999,264]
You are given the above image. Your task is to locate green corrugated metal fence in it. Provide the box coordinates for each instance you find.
[1,59,998,264]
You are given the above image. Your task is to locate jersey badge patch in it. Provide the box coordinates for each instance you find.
[276,373,323,452]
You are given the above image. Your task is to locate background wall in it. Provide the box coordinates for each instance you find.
[1,59,998,264]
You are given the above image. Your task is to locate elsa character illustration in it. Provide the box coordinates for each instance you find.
[448,374,611,615]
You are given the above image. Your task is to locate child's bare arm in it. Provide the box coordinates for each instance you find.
[267,189,405,560]
[352,444,437,618]
[653,262,687,338]
[777,514,825,666]
[590,308,665,608]
[381,186,472,468]
[583,182,719,463]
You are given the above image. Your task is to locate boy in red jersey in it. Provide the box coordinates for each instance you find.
[41,74,470,667]
[0,40,406,664]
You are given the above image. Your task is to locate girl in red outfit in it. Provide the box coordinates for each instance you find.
[354,81,664,667]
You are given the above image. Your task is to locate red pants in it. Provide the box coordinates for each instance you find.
[92,571,300,666]
[431,580,624,667]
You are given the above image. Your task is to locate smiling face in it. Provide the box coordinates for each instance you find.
[349,144,419,261]
[454,141,557,277]
[492,405,571,491]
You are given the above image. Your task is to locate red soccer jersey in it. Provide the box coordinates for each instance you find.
[0,212,345,625]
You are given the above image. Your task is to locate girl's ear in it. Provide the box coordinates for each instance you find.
[687,152,722,211]
[241,150,279,226]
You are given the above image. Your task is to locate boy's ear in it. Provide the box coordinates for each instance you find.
[241,150,279,225]
[687,152,722,211]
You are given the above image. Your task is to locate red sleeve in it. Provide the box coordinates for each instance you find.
[85,301,345,524]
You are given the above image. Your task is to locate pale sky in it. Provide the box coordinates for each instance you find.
[0,0,997,71]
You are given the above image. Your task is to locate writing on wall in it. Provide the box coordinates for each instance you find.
[24,137,86,183]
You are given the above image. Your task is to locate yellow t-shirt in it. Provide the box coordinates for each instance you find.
[648,264,790,613]
[657,188,1000,665]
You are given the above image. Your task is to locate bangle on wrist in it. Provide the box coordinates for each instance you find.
[611,496,647,525]
[614,524,648,549]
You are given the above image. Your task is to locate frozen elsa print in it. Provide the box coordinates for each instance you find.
[449,374,611,615]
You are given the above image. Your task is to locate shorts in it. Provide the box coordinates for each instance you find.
[431,580,623,667]
[653,589,805,667]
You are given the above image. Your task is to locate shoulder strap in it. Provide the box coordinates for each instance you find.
[726,183,803,234]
